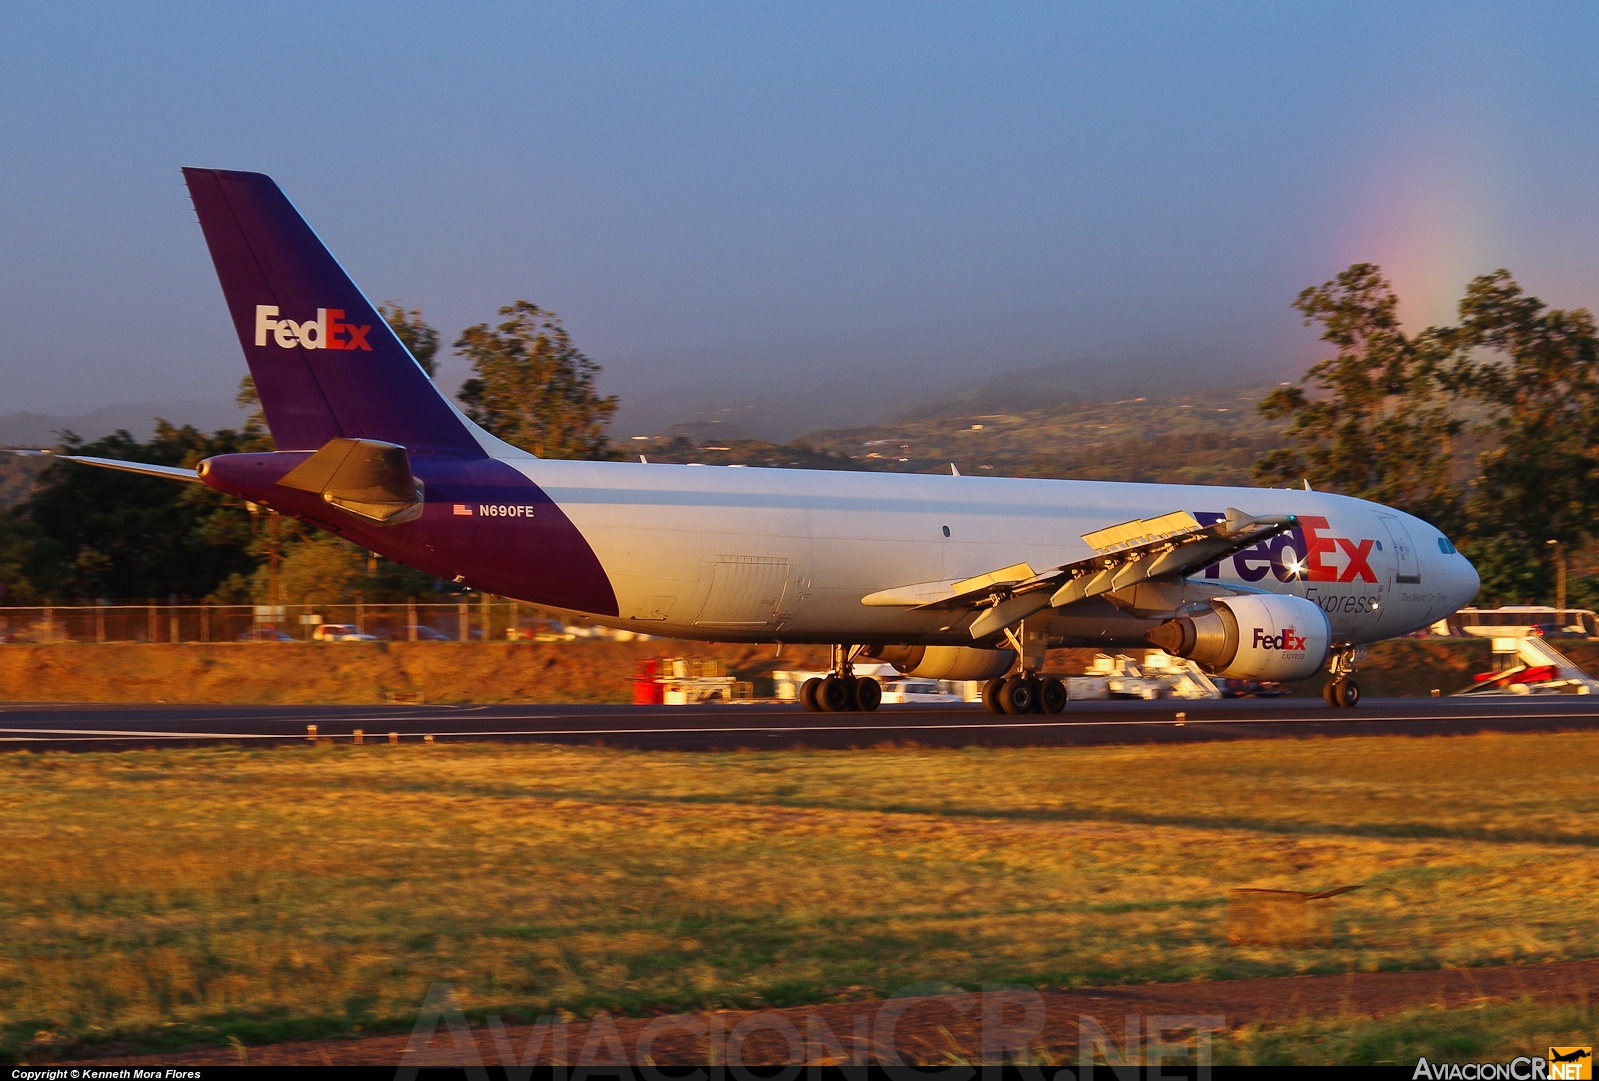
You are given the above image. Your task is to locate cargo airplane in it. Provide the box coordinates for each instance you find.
[31,169,1480,713]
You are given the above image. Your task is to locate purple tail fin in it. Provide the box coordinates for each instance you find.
[183,168,483,456]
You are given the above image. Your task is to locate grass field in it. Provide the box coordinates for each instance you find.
[1215,1000,1597,1067]
[2,731,1596,1062]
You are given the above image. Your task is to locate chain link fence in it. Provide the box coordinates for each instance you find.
[0,602,653,644]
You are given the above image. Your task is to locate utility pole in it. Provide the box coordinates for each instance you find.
[267,512,282,638]
[1547,539,1567,613]
[250,502,283,640]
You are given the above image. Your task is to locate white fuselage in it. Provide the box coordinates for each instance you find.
[509,458,1480,646]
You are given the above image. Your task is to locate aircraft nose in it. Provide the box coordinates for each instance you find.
[1445,538,1480,612]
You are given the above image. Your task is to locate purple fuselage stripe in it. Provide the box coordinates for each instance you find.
[201,452,619,617]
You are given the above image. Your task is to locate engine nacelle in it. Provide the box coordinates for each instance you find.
[1146,594,1331,682]
[862,644,1016,681]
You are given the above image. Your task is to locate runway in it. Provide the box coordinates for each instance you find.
[3,696,1599,751]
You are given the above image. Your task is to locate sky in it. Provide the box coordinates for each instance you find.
[4,2,1599,440]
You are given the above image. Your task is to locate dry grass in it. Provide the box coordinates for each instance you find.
[1216,999,1599,1066]
[1,731,1596,1059]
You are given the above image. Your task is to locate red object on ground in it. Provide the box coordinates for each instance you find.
[1473,664,1559,685]
[633,657,664,704]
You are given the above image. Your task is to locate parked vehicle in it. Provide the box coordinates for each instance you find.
[878,678,965,705]
[374,625,453,641]
[1212,677,1290,698]
[312,623,378,642]
[1528,622,1585,638]
[237,628,295,642]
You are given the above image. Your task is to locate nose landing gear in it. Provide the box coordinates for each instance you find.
[1322,647,1362,708]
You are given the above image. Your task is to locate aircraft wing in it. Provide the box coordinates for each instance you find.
[860,507,1298,640]
[9,450,201,482]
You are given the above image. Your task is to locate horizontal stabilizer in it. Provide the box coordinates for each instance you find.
[277,437,424,523]
[10,450,200,482]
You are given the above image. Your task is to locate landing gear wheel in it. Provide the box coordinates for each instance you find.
[854,675,882,712]
[1334,678,1361,708]
[999,675,1038,715]
[800,677,823,713]
[1039,677,1067,715]
[982,677,1007,714]
[818,674,853,712]
[1322,680,1339,707]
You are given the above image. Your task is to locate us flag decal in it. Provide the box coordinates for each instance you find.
[453,504,473,516]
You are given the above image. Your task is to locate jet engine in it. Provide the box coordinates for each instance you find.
[1145,594,1331,682]
[862,644,1016,681]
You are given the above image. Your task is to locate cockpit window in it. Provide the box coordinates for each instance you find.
[1437,537,1456,554]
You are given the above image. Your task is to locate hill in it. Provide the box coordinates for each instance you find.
[637,383,1290,485]
[0,399,250,448]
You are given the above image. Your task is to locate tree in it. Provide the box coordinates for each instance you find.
[17,423,262,600]
[1440,270,1599,548]
[1458,533,1547,607]
[1254,263,1461,526]
[455,301,620,459]
[379,302,440,376]
[234,375,273,448]
[0,511,42,603]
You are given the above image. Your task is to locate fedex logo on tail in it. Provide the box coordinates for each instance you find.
[1253,626,1307,651]
[1200,513,1377,584]
[254,305,372,351]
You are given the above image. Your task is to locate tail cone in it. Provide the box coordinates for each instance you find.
[1146,617,1196,656]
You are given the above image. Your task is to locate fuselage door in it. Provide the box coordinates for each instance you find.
[693,555,792,627]
[1380,517,1421,584]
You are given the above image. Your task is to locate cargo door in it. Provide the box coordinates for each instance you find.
[694,556,791,627]
[1380,517,1421,584]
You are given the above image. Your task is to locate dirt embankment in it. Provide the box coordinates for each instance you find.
[0,637,1586,704]
[0,641,832,705]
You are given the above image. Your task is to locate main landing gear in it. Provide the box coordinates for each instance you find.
[982,673,1067,715]
[799,645,883,712]
[1322,647,1362,708]
[980,620,1065,715]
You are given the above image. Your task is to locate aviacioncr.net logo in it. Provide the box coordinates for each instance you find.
[1252,626,1307,651]
[254,305,372,351]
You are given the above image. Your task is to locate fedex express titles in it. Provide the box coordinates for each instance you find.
[254,305,372,351]
[1199,511,1386,629]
